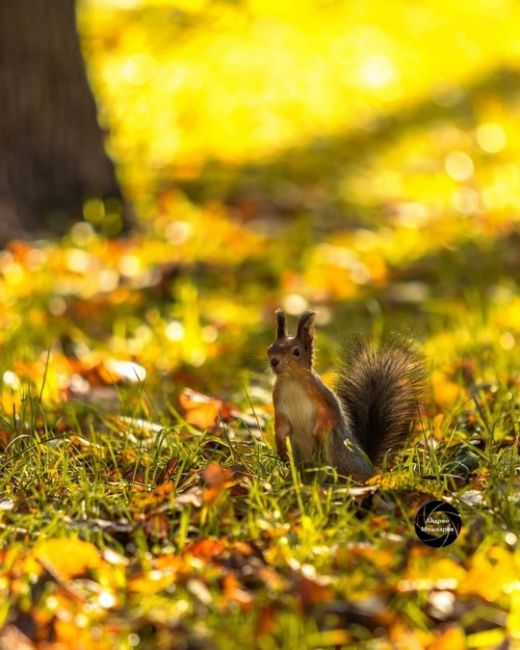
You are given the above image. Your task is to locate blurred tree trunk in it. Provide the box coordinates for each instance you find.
[0,0,126,241]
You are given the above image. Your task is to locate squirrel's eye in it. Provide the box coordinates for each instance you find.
[292,347,301,357]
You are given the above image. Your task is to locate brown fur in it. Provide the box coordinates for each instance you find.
[335,337,427,466]
[268,311,373,480]
[268,311,426,480]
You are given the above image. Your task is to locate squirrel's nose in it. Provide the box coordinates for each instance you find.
[270,357,280,368]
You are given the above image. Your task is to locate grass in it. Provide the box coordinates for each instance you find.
[0,333,518,648]
[0,186,519,650]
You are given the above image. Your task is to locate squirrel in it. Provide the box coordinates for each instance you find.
[267,309,426,481]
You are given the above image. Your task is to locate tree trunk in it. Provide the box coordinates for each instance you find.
[0,0,126,241]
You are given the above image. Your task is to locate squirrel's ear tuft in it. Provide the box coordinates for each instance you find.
[296,310,316,349]
[275,309,287,339]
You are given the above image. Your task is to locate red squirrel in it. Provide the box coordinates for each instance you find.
[268,310,426,481]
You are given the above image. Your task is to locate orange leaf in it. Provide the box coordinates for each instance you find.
[202,463,233,487]
[202,463,234,503]
[179,388,222,429]
[231,541,254,556]
[221,573,253,611]
[184,538,228,560]
[154,554,187,574]
[426,626,465,650]
[179,388,239,428]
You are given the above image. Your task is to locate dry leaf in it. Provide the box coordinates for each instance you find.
[202,463,234,503]
[221,573,253,611]
[103,359,147,383]
[254,604,277,640]
[144,513,170,539]
[185,538,228,560]
[156,457,179,484]
[294,574,332,614]
[461,546,519,601]
[179,388,222,428]
[33,538,102,580]
[179,388,238,429]
[426,625,465,650]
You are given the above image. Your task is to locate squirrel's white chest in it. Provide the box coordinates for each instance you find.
[276,379,316,461]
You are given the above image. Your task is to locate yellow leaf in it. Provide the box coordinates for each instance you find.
[461,546,519,601]
[431,370,463,407]
[399,547,466,592]
[33,538,101,580]
[128,572,173,595]
[466,628,506,648]
[427,626,465,650]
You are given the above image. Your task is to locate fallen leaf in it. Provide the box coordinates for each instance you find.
[116,416,164,436]
[221,573,253,611]
[128,572,174,595]
[179,388,239,429]
[144,513,170,539]
[130,482,175,512]
[185,538,228,560]
[294,574,332,614]
[179,388,222,429]
[461,546,519,601]
[104,359,147,383]
[426,625,465,650]
[202,463,234,503]
[431,370,463,407]
[33,538,102,580]
[187,578,213,605]
[254,604,277,640]
[156,457,179,484]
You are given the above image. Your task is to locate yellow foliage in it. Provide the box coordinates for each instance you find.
[431,370,464,407]
[33,538,102,580]
[460,546,520,602]
[427,626,466,650]
[399,547,466,591]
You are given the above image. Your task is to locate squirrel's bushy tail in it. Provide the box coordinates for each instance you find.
[335,337,427,466]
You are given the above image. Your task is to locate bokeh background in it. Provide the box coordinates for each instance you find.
[1,0,520,416]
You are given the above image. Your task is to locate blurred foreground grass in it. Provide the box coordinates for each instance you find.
[0,0,519,647]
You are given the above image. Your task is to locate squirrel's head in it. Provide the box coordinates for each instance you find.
[267,309,316,376]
